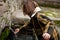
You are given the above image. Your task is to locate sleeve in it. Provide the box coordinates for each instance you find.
[47,25,58,40]
[47,25,54,35]
[37,13,52,24]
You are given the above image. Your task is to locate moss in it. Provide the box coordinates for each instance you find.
[0,28,10,40]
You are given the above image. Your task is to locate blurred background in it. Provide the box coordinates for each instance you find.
[0,0,60,40]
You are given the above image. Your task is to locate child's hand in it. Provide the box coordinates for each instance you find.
[42,33,51,40]
[14,28,20,34]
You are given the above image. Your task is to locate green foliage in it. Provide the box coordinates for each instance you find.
[0,28,10,40]
[44,11,57,18]
[54,21,60,27]
[41,11,57,18]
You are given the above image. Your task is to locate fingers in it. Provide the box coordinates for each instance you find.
[42,33,51,40]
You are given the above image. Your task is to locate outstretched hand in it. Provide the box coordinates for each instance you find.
[14,28,20,34]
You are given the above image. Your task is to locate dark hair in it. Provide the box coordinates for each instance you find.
[23,0,37,17]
